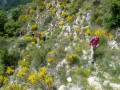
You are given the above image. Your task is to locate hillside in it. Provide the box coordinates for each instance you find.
[0,0,120,90]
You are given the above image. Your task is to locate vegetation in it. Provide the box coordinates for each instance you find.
[0,0,120,89]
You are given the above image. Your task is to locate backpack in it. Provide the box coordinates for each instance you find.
[91,37,99,44]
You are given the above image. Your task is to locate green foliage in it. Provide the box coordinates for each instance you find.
[4,20,20,36]
[31,24,38,31]
[103,0,120,31]
[10,7,22,21]
[44,15,52,26]
[31,37,37,43]
[17,39,27,49]
[0,11,7,35]
[0,0,32,11]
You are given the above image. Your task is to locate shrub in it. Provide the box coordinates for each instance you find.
[66,53,78,64]
[85,5,91,10]
[31,24,38,31]
[32,37,37,43]
[62,12,68,18]
[103,0,120,30]
[47,3,52,8]
[17,67,29,77]
[25,36,31,42]
[29,9,36,15]
[38,40,44,45]
[76,47,82,53]
[17,39,27,49]
[66,15,75,22]
[38,6,44,11]
[0,75,8,86]
[5,66,14,75]
[44,15,52,25]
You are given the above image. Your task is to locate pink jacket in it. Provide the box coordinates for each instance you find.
[91,37,100,46]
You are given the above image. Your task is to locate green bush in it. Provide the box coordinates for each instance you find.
[17,39,27,49]
[103,0,120,31]
[32,37,37,43]
[44,15,52,25]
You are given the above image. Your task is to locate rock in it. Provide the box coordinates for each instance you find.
[67,77,72,83]
[103,80,110,86]
[58,85,67,90]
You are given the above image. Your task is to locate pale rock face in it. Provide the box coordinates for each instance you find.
[56,59,67,70]
[65,46,72,51]
[108,40,119,50]
[103,80,110,86]
[64,32,68,37]
[82,50,87,55]
[67,77,72,83]
[88,77,102,90]
[58,85,67,90]
[110,83,120,89]
[69,86,81,90]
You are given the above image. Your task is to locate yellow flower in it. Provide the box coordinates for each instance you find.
[25,36,31,42]
[85,5,91,10]
[28,71,38,85]
[5,66,14,74]
[17,67,29,77]
[62,12,68,17]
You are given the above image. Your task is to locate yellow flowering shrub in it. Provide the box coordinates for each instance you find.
[66,53,78,63]
[85,5,91,10]
[94,28,107,37]
[79,11,83,15]
[75,67,91,77]
[32,37,37,43]
[1,84,28,90]
[0,75,8,86]
[25,36,31,42]
[17,67,29,77]
[30,17,36,22]
[47,50,57,63]
[31,42,35,45]
[40,32,46,38]
[86,28,91,35]
[66,15,75,22]
[67,35,73,40]
[74,27,81,35]
[58,34,62,39]
[45,77,53,88]
[28,71,38,85]
[5,66,14,75]
[31,24,38,31]
[59,21,65,26]
[64,6,68,10]
[38,6,44,11]
[18,60,29,67]
[62,12,68,18]
[109,33,114,40]
[29,9,36,15]
[47,3,52,8]
[48,58,55,63]
[38,40,44,45]
[18,14,30,23]
[76,47,82,53]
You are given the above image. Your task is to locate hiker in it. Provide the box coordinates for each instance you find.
[24,30,27,34]
[32,32,34,37]
[43,35,46,42]
[38,33,41,40]
[89,36,100,63]
[19,31,22,36]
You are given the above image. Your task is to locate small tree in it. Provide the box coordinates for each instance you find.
[4,20,20,36]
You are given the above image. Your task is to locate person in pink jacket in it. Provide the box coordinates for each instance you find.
[89,36,100,64]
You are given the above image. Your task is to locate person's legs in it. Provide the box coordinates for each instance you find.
[90,45,94,61]
[91,46,97,63]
